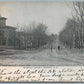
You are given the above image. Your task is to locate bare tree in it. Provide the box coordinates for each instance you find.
[72,1,84,48]
[32,23,48,48]
[59,18,79,48]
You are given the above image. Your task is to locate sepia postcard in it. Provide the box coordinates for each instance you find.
[0,0,84,82]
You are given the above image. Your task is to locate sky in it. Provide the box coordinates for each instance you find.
[0,1,73,35]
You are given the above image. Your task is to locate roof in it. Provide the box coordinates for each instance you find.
[0,17,7,20]
[18,31,32,35]
[6,26,17,29]
[0,25,17,30]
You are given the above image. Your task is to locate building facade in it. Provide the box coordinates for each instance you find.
[0,16,16,48]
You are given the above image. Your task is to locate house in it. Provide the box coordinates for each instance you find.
[15,31,33,49]
[0,15,16,49]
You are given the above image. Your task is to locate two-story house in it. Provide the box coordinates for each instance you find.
[0,16,16,49]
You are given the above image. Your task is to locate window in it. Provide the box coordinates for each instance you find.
[0,40,1,45]
[0,30,4,36]
[2,39,6,45]
[0,38,6,45]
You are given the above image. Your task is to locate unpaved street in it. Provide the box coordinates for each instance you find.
[0,48,84,66]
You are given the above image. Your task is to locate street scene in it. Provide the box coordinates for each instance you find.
[0,1,84,65]
[0,48,84,66]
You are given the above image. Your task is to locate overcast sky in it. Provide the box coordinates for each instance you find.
[0,1,73,35]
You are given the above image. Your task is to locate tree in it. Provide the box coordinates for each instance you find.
[72,2,84,48]
[15,22,50,49]
[32,23,49,48]
[59,18,79,48]
[59,2,84,49]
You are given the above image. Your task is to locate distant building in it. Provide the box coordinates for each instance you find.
[0,15,16,48]
[15,31,34,49]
